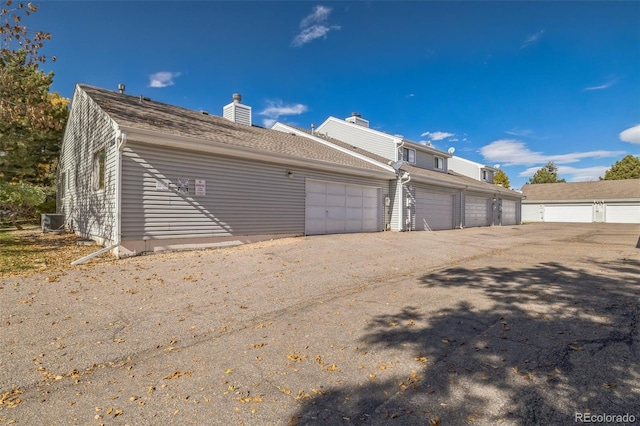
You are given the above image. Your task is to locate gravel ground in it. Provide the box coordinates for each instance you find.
[1,223,639,425]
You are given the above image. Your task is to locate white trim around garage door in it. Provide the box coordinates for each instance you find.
[305,179,382,235]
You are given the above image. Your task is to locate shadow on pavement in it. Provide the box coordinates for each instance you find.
[291,258,640,425]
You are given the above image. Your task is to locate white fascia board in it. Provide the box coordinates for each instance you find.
[272,122,396,173]
[118,125,394,180]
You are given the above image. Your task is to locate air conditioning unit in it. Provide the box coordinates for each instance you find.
[41,214,65,232]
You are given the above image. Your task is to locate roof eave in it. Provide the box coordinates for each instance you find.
[119,125,394,180]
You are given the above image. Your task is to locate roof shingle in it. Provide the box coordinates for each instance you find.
[521,180,640,201]
[79,84,392,174]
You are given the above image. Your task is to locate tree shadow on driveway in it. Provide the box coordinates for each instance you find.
[291,258,640,425]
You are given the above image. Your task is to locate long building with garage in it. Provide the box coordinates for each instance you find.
[58,84,524,258]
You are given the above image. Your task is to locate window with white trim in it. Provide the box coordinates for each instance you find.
[402,148,416,164]
[93,148,105,191]
[434,156,444,170]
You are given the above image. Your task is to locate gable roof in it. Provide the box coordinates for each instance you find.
[77,84,393,176]
[520,180,640,201]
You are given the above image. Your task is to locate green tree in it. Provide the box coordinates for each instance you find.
[528,161,566,184]
[601,155,640,180]
[493,169,510,188]
[0,2,68,223]
[0,180,45,229]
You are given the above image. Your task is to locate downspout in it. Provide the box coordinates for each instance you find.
[396,139,405,162]
[459,186,467,229]
[400,172,411,231]
[70,130,126,265]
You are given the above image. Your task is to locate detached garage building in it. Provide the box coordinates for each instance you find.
[521,180,640,224]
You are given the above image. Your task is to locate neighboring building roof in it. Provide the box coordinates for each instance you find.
[520,180,640,201]
[77,84,393,175]
[274,122,523,198]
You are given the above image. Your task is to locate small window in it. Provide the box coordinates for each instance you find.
[434,157,444,170]
[402,148,416,164]
[93,148,106,191]
[482,170,488,180]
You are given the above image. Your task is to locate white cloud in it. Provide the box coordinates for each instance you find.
[521,30,544,48]
[292,5,340,47]
[259,100,308,127]
[584,76,617,91]
[504,128,534,137]
[300,5,332,28]
[149,71,181,88]
[420,131,455,141]
[619,124,640,145]
[480,139,625,167]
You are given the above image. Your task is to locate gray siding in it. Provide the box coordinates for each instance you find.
[414,150,449,174]
[121,141,389,240]
[57,85,118,243]
[317,119,398,161]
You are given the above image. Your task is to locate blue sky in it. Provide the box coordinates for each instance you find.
[30,1,640,188]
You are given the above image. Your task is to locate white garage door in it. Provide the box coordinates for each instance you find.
[465,196,490,228]
[502,200,517,225]
[606,205,640,223]
[415,191,453,230]
[544,205,592,222]
[305,180,380,235]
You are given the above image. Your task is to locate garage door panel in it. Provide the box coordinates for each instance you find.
[415,191,454,231]
[544,205,592,222]
[326,183,346,195]
[306,206,326,220]
[502,200,517,225]
[346,185,362,196]
[306,192,326,207]
[327,195,346,207]
[346,197,363,208]
[606,205,640,223]
[306,180,381,235]
[346,207,364,219]
[465,196,490,227]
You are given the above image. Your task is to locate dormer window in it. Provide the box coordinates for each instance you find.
[402,148,416,164]
[434,156,444,170]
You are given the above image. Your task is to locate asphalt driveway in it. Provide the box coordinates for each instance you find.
[1,223,639,425]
